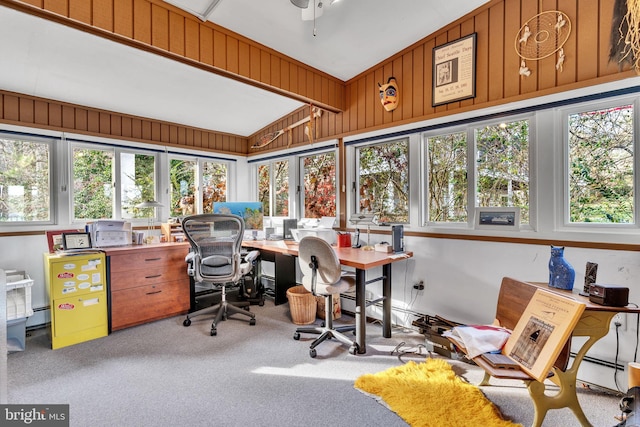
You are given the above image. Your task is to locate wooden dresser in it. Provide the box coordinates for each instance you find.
[104,243,190,331]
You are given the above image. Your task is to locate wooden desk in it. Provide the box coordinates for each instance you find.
[243,240,413,354]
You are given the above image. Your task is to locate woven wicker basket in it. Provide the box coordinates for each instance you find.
[286,285,317,325]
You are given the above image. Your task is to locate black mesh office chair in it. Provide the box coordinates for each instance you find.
[293,236,358,357]
[181,213,259,336]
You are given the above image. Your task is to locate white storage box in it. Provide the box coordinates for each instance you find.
[6,270,34,320]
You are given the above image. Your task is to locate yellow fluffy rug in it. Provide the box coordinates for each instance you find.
[354,358,521,427]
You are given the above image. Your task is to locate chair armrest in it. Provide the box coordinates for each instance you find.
[243,250,260,263]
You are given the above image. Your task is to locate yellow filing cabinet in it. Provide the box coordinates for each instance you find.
[44,252,108,349]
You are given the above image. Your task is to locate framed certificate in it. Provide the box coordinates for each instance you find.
[62,232,92,250]
[432,33,477,107]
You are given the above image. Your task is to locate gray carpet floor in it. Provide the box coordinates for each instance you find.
[7,298,624,426]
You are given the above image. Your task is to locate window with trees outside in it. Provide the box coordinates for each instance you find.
[567,103,634,224]
[202,160,227,213]
[301,151,336,218]
[475,120,530,223]
[258,160,289,217]
[0,135,52,223]
[357,139,409,223]
[169,156,229,217]
[426,131,468,223]
[72,144,157,221]
[424,119,530,226]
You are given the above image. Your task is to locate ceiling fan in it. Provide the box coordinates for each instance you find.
[291,0,341,33]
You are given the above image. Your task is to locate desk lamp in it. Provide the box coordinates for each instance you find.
[136,200,163,243]
[349,213,377,251]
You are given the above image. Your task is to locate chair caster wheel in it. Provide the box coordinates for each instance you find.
[293,332,301,340]
[210,328,217,336]
[222,314,228,321]
[349,344,359,355]
[243,306,250,311]
[183,318,191,327]
[249,318,256,326]
[259,300,265,306]
[309,348,317,358]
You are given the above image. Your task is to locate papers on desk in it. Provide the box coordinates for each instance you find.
[388,253,410,259]
[261,240,289,249]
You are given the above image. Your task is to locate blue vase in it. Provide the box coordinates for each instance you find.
[548,246,575,290]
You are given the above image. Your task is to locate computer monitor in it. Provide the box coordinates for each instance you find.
[212,202,264,231]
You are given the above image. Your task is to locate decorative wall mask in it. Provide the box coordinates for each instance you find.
[378,77,399,112]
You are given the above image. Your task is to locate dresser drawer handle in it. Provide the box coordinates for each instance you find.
[145,274,162,279]
[145,257,162,262]
[146,290,162,295]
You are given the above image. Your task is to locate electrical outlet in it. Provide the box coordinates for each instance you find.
[413,280,424,291]
[613,313,627,331]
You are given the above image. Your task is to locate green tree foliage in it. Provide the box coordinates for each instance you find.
[476,120,529,222]
[73,148,113,219]
[0,138,50,221]
[170,159,196,217]
[569,105,634,223]
[258,164,270,215]
[358,140,409,223]
[427,132,468,222]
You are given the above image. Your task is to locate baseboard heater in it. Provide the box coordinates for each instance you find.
[570,352,625,371]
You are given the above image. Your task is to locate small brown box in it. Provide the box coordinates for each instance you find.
[589,284,629,307]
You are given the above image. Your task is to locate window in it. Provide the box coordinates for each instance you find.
[258,160,289,217]
[567,104,634,224]
[73,146,114,220]
[120,152,156,220]
[0,135,52,223]
[425,131,468,223]
[202,160,227,213]
[72,144,159,221]
[169,157,196,217]
[475,120,530,223]
[357,139,409,223]
[301,151,336,218]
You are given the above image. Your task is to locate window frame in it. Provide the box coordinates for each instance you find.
[70,140,161,224]
[0,132,55,226]
[559,96,640,231]
[297,147,338,221]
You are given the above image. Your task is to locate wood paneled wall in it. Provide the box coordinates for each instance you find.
[0,90,248,155]
[248,0,636,155]
[0,0,635,156]
[1,0,345,113]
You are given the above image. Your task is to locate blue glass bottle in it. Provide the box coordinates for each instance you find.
[548,246,575,290]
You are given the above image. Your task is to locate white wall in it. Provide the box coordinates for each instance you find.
[338,232,640,392]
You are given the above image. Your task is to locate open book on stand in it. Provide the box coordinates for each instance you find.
[503,288,586,382]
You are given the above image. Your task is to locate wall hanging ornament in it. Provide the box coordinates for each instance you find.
[515,7,571,78]
[548,245,575,291]
[378,77,399,112]
[252,106,322,149]
[610,0,640,73]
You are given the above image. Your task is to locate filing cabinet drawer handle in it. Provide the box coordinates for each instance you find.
[145,274,162,279]
[145,257,162,262]
[146,290,162,295]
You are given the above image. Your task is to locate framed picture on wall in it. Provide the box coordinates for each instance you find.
[432,33,477,107]
[474,207,520,230]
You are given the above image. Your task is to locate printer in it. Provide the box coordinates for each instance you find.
[88,220,132,247]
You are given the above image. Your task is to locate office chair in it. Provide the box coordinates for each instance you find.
[181,213,259,336]
[293,236,358,357]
